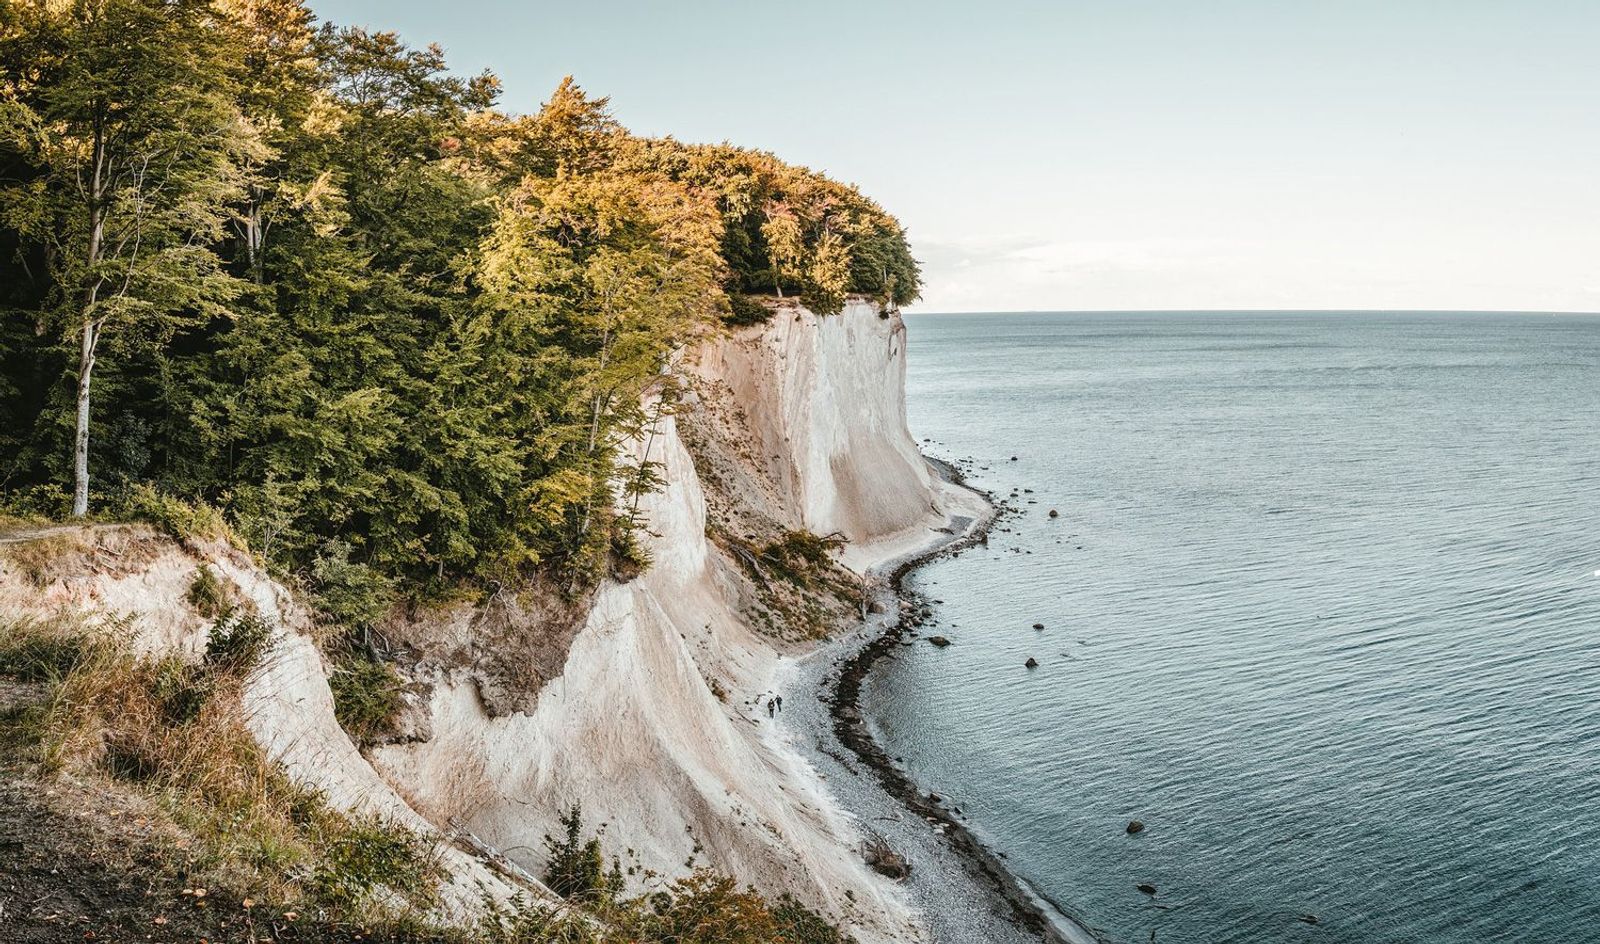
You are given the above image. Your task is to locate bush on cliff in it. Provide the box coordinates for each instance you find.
[495,805,856,944]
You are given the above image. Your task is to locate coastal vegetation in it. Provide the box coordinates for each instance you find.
[0,0,920,606]
[0,1,916,938]
[0,574,860,940]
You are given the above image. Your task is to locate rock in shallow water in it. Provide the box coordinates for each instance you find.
[1126,820,1145,834]
[1025,657,1039,668]
[928,635,951,648]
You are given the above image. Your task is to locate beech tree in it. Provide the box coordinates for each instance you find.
[2,0,256,515]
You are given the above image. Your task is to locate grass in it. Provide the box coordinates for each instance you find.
[0,532,81,588]
[0,612,861,943]
[188,564,227,617]
[0,611,442,923]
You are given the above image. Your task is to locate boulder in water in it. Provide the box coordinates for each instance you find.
[1048,509,1060,518]
[1136,883,1157,895]
[1025,657,1039,669]
[928,636,951,648]
[1126,820,1145,834]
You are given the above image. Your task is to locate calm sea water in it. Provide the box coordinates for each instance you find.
[871,312,1600,944]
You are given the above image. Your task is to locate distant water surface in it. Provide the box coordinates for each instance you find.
[871,312,1600,943]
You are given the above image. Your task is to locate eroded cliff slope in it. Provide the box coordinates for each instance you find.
[0,299,968,941]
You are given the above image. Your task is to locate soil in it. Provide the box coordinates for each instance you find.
[0,719,444,944]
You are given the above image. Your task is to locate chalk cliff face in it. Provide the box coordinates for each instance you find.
[368,298,949,939]
[692,299,934,549]
[0,298,952,941]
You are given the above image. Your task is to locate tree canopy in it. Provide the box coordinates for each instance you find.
[0,0,920,596]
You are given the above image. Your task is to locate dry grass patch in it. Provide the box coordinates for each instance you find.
[0,611,444,924]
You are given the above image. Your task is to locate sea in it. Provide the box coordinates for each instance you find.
[868,311,1600,944]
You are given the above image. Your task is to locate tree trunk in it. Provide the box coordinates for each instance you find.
[74,110,107,517]
[72,320,97,517]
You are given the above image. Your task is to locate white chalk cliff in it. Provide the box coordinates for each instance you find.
[0,298,975,941]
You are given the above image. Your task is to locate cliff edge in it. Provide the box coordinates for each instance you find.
[0,299,978,942]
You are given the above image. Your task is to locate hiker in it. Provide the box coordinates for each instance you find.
[767,699,775,717]
[775,695,783,712]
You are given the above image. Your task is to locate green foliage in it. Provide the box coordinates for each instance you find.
[724,292,775,326]
[311,539,395,629]
[771,895,858,944]
[112,484,232,544]
[1,609,441,915]
[758,531,847,587]
[544,805,618,903]
[503,806,856,944]
[311,815,441,910]
[624,139,921,314]
[0,1,917,597]
[328,650,405,746]
[187,565,226,617]
[204,610,274,674]
[0,617,87,683]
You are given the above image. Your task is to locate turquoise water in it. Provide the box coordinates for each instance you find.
[872,312,1600,943]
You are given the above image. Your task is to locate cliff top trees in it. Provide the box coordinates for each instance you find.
[625,139,921,315]
[0,0,919,591]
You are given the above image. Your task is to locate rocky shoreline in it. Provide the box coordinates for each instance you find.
[781,457,1101,944]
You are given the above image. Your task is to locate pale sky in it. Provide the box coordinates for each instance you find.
[311,0,1600,313]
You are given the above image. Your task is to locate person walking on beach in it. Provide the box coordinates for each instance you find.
[767,699,776,717]
[775,695,783,712]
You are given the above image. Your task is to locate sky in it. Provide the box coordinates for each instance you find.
[310,0,1600,313]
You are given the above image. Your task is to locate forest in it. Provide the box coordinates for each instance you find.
[0,0,921,601]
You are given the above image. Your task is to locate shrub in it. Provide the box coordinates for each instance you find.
[187,565,226,617]
[0,616,87,682]
[311,816,441,911]
[723,292,775,327]
[772,895,857,944]
[312,539,395,630]
[503,805,858,944]
[6,612,442,917]
[329,652,405,746]
[204,611,274,674]
[113,483,232,544]
[544,805,618,903]
[0,483,71,521]
[758,531,846,587]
